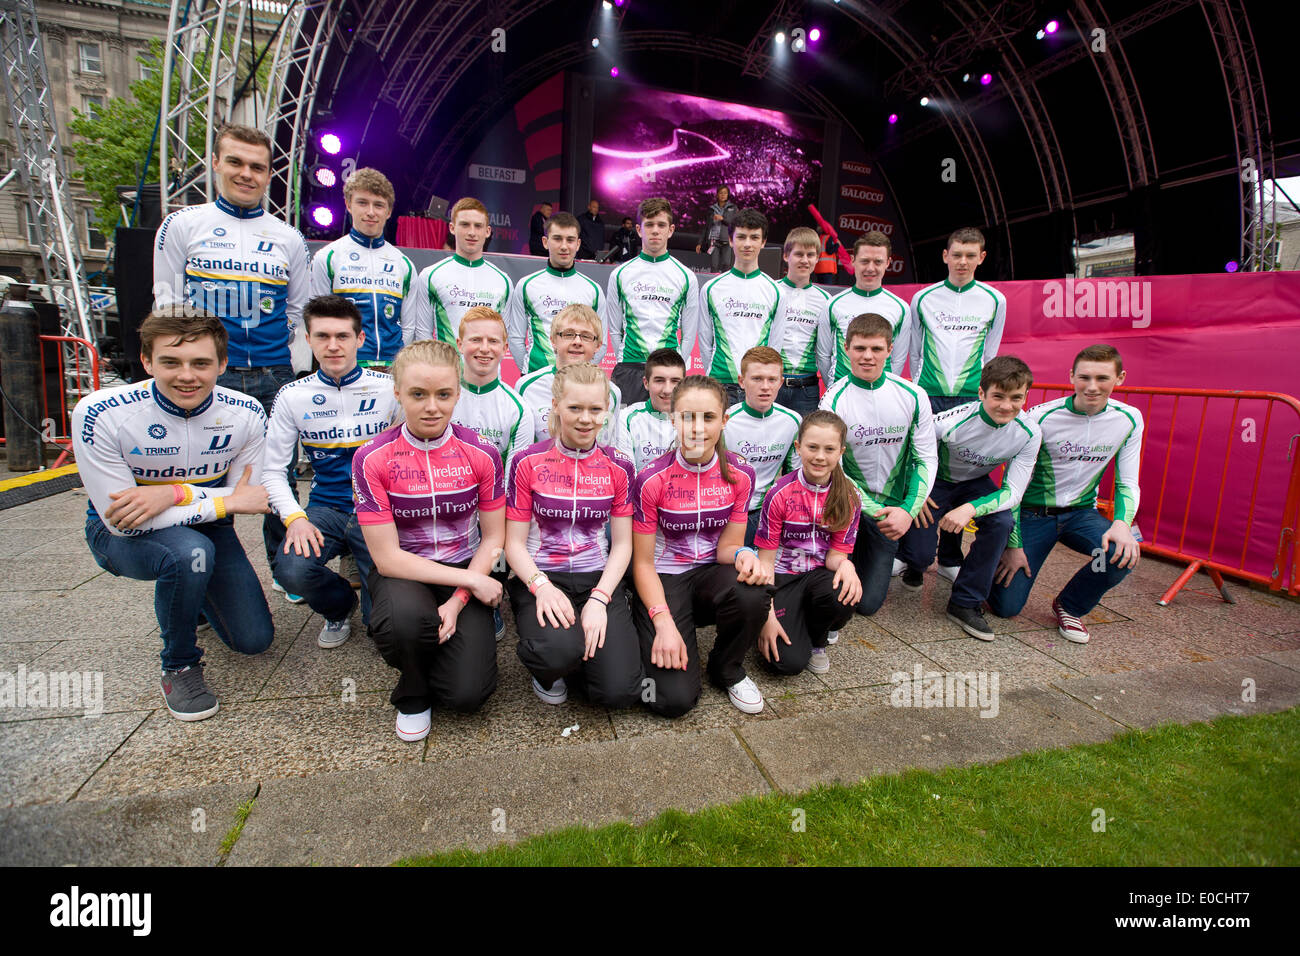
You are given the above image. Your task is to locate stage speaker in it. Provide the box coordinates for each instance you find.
[113,227,157,381]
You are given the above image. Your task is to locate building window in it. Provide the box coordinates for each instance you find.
[139,60,158,82]
[85,210,107,251]
[82,95,104,118]
[78,42,103,75]
[23,206,48,247]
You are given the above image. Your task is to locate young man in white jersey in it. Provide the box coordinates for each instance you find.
[606,197,700,404]
[989,344,1143,644]
[408,197,513,344]
[765,226,833,416]
[507,211,607,373]
[264,295,400,649]
[907,226,1009,581]
[75,309,274,721]
[896,356,1042,641]
[825,231,910,386]
[614,347,685,472]
[819,313,937,615]
[698,207,781,408]
[517,304,621,445]
[309,168,415,369]
[725,346,801,546]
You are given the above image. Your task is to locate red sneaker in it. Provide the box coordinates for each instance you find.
[1052,598,1090,644]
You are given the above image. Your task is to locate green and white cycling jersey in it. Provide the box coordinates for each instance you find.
[825,285,910,384]
[408,254,512,345]
[698,267,781,385]
[1009,394,1143,546]
[451,377,535,473]
[908,278,1006,399]
[724,401,801,510]
[516,365,622,447]
[766,278,833,379]
[933,401,1042,517]
[614,399,676,473]
[606,251,700,364]
[818,371,937,517]
[506,265,607,373]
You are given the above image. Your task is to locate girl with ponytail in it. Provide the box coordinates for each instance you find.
[752,410,863,676]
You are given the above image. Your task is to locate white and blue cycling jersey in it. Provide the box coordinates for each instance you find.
[263,366,401,520]
[153,196,311,368]
[309,229,416,364]
[72,380,268,536]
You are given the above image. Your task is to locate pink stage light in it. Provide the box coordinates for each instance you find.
[980,73,993,86]
[319,132,342,155]
[888,113,898,124]
[1045,20,1059,33]
[313,166,337,188]
[809,28,821,42]
[610,66,619,78]
[1225,261,1239,273]
[310,205,334,228]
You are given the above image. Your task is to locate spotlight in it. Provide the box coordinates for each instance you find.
[888,113,898,124]
[319,132,341,155]
[610,66,619,77]
[919,96,929,106]
[614,0,624,6]
[963,73,970,82]
[1036,29,1045,39]
[809,28,821,42]
[602,0,612,8]
[310,205,335,228]
[1046,20,1059,33]
[312,165,337,188]
[775,31,786,44]
[980,73,993,86]
[792,35,806,53]
[591,37,600,47]
[1225,260,1239,273]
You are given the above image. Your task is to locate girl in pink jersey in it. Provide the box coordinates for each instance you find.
[353,340,506,742]
[754,411,863,676]
[631,375,773,717]
[505,363,643,708]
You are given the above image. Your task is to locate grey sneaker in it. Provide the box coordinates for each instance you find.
[161,664,219,721]
[808,646,830,674]
[318,617,351,649]
[825,629,840,645]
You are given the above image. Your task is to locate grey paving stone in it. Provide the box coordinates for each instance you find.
[0,590,160,643]
[0,528,79,558]
[913,632,1088,692]
[0,711,148,807]
[226,728,770,865]
[0,553,106,591]
[740,685,1124,793]
[1259,646,1300,672]
[0,781,256,866]
[1052,654,1300,728]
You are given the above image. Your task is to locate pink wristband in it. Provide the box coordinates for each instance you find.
[173,484,186,505]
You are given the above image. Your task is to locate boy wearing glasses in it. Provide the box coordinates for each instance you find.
[517,304,622,445]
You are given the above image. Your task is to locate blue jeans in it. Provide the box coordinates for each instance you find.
[851,513,898,615]
[986,508,1133,619]
[271,506,373,626]
[86,515,274,671]
[928,394,973,566]
[777,381,820,416]
[745,507,762,548]
[217,365,298,568]
[897,475,1013,609]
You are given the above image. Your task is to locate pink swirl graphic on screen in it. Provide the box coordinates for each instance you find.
[593,129,732,185]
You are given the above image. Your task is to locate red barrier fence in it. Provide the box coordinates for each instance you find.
[1031,384,1300,606]
[0,336,101,469]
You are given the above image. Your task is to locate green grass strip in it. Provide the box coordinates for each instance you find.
[217,796,256,864]
[398,708,1300,866]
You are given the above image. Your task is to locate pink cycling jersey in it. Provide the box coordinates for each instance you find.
[506,439,635,573]
[755,468,860,574]
[353,422,505,565]
[632,450,755,574]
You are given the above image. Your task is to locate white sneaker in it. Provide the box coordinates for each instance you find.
[532,676,568,705]
[727,676,764,714]
[318,617,350,649]
[936,564,960,584]
[891,558,905,577]
[807,647,830,674]
[395,708,431,742]
[825,630,839,645]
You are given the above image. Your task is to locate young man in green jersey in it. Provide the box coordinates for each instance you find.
[408,197,513,345]
[725,346,801,546]
[825,232,910,387]
[614,347,685,472]
[766,226,833,416]
[990,344,1143,644]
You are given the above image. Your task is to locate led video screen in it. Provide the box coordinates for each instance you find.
[591,84,825,242]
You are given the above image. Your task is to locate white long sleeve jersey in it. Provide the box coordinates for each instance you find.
[263,366,400,522]
[698,267,781,385]
[933,402,1042,517]
[766,278,833,379]
[507,265,607,373]
[153,196,310,369]
[614,399,677,473]
[72,381,267,536]
[451,377,535,473]
[825,285,910,385]
[408,254,513,345]
[724,401,801,510]
[309,229,416,363]
[516,366,622,446]
[606,251,701,365]
[908,279,1007,399]
[818,371,937,517]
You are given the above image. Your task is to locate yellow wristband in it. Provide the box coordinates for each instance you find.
[284,512,308,529]
[214,497,228,519]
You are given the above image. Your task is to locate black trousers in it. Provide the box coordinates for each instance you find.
[508,570,643,708]
[368,564,497,714]
[612,361,649,406]
[632,563,773,718]
[762,567,855,675]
